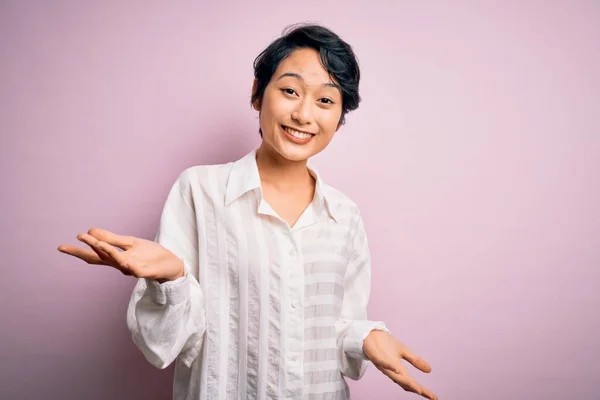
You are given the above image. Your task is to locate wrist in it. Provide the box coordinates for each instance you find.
[156,258,185,284]
[362,323,391,357]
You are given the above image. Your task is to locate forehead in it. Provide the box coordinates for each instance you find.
[274,48,335,85]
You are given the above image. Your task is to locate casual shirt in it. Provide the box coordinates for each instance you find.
[127,149,389,399]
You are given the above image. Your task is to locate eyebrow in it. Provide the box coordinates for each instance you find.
[276,72,341,91]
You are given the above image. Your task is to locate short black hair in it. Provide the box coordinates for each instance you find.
[251,23,361,133]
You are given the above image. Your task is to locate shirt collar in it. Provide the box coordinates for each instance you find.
[224,148,338,223]
[308,164,338,223]
[224,149,261,206]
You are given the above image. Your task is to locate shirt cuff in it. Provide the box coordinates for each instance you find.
[145,270,190,305]
[343,320,390,361]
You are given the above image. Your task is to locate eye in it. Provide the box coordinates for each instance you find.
[319,98,334,105]
[282,88,298,96]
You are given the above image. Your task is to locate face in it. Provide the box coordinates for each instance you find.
[253,47,343,163]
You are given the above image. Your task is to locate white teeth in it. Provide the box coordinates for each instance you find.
[284,126,313,140]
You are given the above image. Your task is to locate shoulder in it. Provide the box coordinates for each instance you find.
[321,182,363,224]
[174,162,234,191]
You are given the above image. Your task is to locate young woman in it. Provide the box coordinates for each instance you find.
[58,24,437,400]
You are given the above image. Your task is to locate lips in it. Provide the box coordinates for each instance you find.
[281,125,315,141]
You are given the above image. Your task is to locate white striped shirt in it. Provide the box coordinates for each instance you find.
[127,149,388,399]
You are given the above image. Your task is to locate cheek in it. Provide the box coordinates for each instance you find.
[318,110,342,133]
[262,90,290,119]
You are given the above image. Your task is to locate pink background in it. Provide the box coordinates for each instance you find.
[1,1,598,399]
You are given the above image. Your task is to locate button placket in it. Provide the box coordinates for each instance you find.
[285,231,304,395]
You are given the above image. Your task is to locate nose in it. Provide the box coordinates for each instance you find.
[291,98,314,125]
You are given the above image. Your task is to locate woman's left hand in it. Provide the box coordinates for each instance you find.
[363,330,437,400]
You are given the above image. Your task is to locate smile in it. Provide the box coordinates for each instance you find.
[281,125,316,141]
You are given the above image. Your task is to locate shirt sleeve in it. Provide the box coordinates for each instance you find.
[126,170,206,369]
[336,211,389,380]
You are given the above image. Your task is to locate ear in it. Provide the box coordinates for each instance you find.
[251,79,261,111]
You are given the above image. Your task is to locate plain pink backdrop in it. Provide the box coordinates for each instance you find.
[1,1,598,399]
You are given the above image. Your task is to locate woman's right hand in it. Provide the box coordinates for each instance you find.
[58,228,184,282]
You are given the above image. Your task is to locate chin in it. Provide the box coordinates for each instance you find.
[275,142,315,162]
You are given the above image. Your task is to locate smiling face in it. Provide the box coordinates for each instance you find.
[253,47,344,163]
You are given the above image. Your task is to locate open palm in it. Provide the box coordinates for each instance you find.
[363,330,437,399]
[58,228,184,282]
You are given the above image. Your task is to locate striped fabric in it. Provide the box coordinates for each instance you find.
[127,149,388,399]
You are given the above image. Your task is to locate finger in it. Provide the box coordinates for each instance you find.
[391,362,421,394]
[90,242,115,264]
[87,228,135,250]
[97,241,140,277]
[96,241,127,266]
[419,385,438,400]
[59,244,131,275]
[395,361,411,379]
[57,245,104,265]
[376,365,423,395]
[399,344,432,373]
[77,233,103,250]
[77,234,122,268]
[374,357,403,375]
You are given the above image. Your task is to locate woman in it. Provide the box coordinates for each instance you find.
[58,23,436,400]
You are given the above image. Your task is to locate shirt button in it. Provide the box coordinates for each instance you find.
[292,355,298,361]
[288,249,296,257]
[291,300,299,308]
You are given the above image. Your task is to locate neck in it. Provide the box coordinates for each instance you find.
[256,144,313,190]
